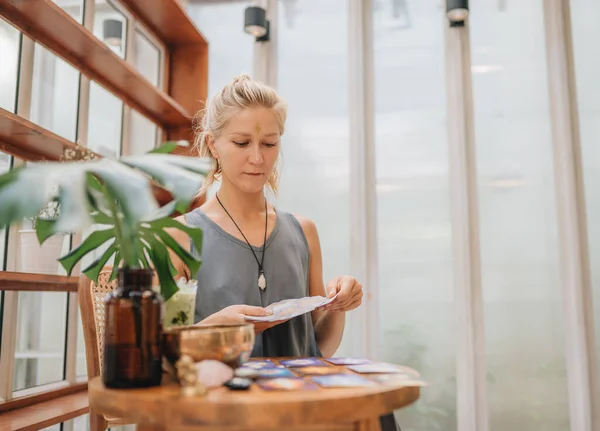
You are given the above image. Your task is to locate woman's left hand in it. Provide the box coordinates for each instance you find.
[319,276,363,312]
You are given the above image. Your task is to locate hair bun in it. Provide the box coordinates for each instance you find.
[232,74,251,85]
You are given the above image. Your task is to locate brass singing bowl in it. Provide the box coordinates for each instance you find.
[162,324,255,368]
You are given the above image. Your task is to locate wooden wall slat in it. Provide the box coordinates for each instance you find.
[0,272,79,292]
[0,391,89,431]
[0,108,82,162]
[120,0,208,46]
[0,381,87,414]
[0,0,191,128]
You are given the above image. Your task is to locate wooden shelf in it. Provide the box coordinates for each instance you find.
[120,0,208,47]
[0,390,88,430]
[0,108,82,162]
[0,108,181,207]
[0,381,87,414]
[0,0,191,128]
[0,272,79,293]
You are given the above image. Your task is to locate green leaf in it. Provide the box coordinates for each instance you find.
[109,250,121,282]
[153,228,201,276]
[147,218,203,256]
[58,228,116,275]
[137,242,150,269]
[148,141,179,154]
[0,165,57,228]
[82,243,118,283]
[119,155,205,203]
[141,200,178,223]
[35,218,58,245]
[91,211,113,225]
[143,235,178,301]
[89,159,158,230]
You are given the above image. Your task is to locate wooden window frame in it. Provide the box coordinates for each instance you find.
[0,0,208,423]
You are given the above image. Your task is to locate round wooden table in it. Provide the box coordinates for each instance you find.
[88,359,420,431]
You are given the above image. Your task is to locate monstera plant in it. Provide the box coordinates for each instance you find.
[0,142,208,301]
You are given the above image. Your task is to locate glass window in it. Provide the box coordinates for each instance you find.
[470,1,569,430]
[30,44,80,141]
[53,0,84,23]
[570,0,600,382]
[0,18,20,112]
[275,0,351,353]
[0,152,10,269]
[186,1,254,98]
[93,0,128,58]
[373,1,455,429]
[134,29,161,87]
[87,81,123,158]
[128,109,157,155]
[13,292,68,392]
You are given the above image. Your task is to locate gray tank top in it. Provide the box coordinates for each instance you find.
[185,207,321,358]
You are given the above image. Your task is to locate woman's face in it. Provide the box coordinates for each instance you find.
[209,107,281,194]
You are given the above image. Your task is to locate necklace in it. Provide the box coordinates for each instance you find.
[215,193,268,290]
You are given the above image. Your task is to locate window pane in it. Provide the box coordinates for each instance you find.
[374,2,455,429]
[0,18,20,112]
[30,44,80,141]
[571,0,600,384]
[93,0,128,58]
[53,0,83,23]
[13,292,68,391]
[186,1,254,98]
[470,1,569,430]
[87,81,123,158]
[0,152,10,269]
[128,109,157,155]
[276,0,351,354]
[134,30,160,87]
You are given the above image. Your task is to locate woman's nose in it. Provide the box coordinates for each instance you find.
[249,144,263,164]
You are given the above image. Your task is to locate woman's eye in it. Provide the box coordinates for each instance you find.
[264,142,277,148]
[233,141,249,147]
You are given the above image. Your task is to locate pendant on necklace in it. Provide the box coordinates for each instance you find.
[258,270,266,290]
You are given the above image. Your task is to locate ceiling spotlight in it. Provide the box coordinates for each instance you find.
[244,6,269,40]
[103,19,123,47]
[447,0,469,26]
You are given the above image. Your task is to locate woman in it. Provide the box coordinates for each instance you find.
[167,75,399,430]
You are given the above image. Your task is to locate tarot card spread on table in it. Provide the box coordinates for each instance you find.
[325,357,373,366]
[257,378,318,391]
[347,363,420,376]
[279,358,327,368]
[312,374,375,388]
[254,368,295,379]
[293,366,345,376]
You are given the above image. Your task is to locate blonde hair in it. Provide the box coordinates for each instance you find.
[193,75,287,197]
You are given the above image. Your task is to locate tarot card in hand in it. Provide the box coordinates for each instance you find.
[244,294,337,322]
[279,358,327,368]
[312,374,376,388]
[257,377,318,391]
[325,357,373,366]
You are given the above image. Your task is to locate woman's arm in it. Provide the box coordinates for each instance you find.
[295,215,346,358]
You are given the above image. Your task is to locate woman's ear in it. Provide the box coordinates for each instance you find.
[206,136,218,159]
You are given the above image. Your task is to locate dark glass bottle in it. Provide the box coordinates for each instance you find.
[103,268,163,388]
